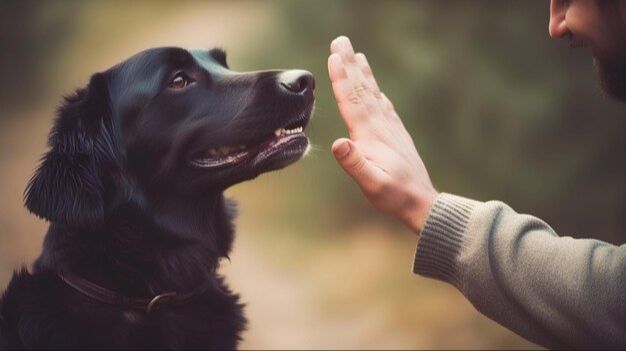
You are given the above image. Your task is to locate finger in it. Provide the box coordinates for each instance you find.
[328,53,370,131]
[330,37,376,99]
[332,138,384,188]
[330,36,357,64]
[328,53,365,106]
[329,39,383,116]
[354,53,381,94]
[328,53,351,99]
[381,93,394,112]
[380,92,402,123]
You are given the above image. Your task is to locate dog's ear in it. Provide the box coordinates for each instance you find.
[24,73,120,228]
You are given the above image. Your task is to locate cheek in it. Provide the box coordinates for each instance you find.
[123,109,182,166]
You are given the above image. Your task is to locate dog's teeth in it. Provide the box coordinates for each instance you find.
[282,126,303,135]
[274,126,304,138]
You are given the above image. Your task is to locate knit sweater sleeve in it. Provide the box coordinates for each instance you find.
[413,193,626,349]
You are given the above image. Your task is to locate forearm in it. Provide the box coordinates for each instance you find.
[414,193,626,349]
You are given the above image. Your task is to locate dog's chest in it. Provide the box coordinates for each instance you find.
[123,307,241,349]
[17,299,245,349]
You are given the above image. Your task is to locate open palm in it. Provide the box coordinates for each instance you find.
[328,36,437,234]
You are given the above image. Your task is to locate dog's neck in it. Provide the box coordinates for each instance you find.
[34,192,235,296]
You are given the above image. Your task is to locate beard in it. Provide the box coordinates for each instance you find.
[594,51,626,102]
[593,0,626,102]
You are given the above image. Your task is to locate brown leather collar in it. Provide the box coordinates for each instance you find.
[59,273,210,313]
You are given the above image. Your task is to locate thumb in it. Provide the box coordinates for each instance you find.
[332,138,378,185]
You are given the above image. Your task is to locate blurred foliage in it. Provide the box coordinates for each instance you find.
[241,0,625,243]
[1,0,624,349]
[0,0,74,112]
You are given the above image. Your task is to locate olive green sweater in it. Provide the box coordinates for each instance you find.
[413,193,626,349]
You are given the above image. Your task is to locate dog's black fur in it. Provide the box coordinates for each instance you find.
[0,47,314,349]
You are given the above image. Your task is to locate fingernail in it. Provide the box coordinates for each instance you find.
[335,35,349,44]
[341,37,353,51]
[334,141,350,158]
[332,36,352,52]
[331,36,345,50]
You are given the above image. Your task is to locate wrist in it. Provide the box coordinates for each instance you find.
[405,188,437,235]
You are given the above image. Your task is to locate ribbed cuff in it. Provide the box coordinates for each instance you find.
[413,193,481,288]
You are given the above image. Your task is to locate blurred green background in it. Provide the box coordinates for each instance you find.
[1,0,624,349]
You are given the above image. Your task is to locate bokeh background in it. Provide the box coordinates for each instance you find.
[1,0,624,349]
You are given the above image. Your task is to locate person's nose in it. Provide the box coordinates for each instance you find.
[548,0,570,39]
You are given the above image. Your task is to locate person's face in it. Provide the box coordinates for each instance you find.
[549,0,626,101]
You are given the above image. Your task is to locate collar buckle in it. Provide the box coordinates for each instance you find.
[146,292,178,313]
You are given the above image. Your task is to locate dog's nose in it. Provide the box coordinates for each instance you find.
[278,70,315,94]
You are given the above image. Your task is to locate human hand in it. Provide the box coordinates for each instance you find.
[328,36,437,234]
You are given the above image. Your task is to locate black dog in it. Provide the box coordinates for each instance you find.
[0,47,314,349]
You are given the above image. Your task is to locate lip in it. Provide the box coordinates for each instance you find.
[189,111,312,170]
[252,131,308,165]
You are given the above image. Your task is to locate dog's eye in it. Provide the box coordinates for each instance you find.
[169,72,191,89]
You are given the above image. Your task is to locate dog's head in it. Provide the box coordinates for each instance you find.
[24,47,315,230]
